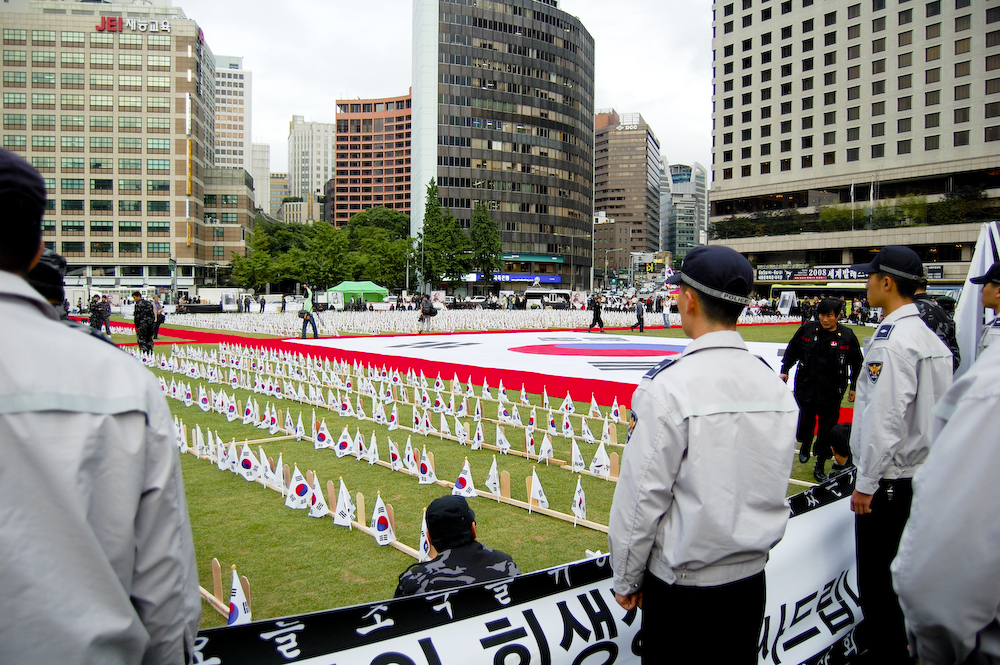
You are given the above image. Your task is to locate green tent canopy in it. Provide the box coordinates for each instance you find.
[327,281,389,305]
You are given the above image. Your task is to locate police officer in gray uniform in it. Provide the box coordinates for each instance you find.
[849,246,953,665]
[608,245,798,665]
[891,340,1000,665]
[970,261,1000,360]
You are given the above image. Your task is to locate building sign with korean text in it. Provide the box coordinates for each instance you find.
[476,273,561,283]
[195,474,861,664]
[756,266,864,282]
[95,17,171,33]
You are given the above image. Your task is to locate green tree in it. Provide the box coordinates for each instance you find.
[229,226,274,291]
[345,206,410,245]
[345,226,411,289]
[469,202,503,290]
[417,179,472,290]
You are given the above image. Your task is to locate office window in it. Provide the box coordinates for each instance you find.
[954,107,970,123]
[803,37,814,51]
[955,15,971,31]
[925,135,940,150]
[802,96,814,110]
[848,24,861,39]
[762,104,773,117]
[848,85,861,100]
[824,131,836,145]
[873,37,886,53]
[824,51,837,66]
[926,68,941,83]
[824,111,837,125]
[899,52,912,68]
[825,31,837,46]
[847,126,861,140]
[803,18,815,32]
[724,132,734,144]
[988,78,1000,94]
[955,84,970,100]
[724,79,734,92]
[782,25,793,39]
[724,44,735,57]
[926,45,941,62]
[781,101,793,114]
[802,115,814,129]
[802,154,813,167]
[743,111,753,123]
[873,100,886,115]
[761,123,773,137]
[926,23,941,38]
[899,30,913,47]
[742,146,752,159]
[823,151,836,164]
[990,55,1000,72]
[825,71,837,85]
[925,112,940,128]
[781,138,793,151]
[781,120,793,133]
[987,102,1000,119]
[762,50,773,64]
[953,130,969,146]
[847,65,861,81]
[763,7,772,20]
[899,8,913,24]
[723,167,733,179]
[847,147,860,161]
[782,82,793,95]
[898,96,912,111]
[782,44,793,57]
[780,158,792,171]
[743,15,753,27]
[872,143,885,157]
[802,76,814,90]
[873,80,886,95]
[848,44,861,59]
[802,57,814,71]
[926,1,941,17]
[802,135,814,148]
[761,141,772,153]
[925,90,940,105]
[782,0,792,13]
[849,3,861,18]
[986,126,1000,142]
[872,122,886,137]
[988,30,1000,48]
[899,74,912,89]
[825,11,837,26]
[760,161,771,173]
[725,21,734,33]
[825,91,837,105]
[742,127,753,140]
[762,32,773,45]
[873,16,886,31]
[724,62,735,75]
[898,117,912,132]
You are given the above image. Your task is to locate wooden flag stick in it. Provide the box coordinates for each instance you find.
[211,557,223,604]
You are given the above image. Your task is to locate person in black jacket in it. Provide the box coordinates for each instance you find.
[587,294,604,332]
[780,298,864,481]
[912,279,960,372]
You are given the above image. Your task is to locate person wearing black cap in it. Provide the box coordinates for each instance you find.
[0,148,200,663]
[848,245,953,665]
[394,495,519,597]
[608,245,798,665]
[26,248,116,345]
[780,298,863,481]
[913,272,960,372]
[132,291,156,354]
[970,260,1000,360]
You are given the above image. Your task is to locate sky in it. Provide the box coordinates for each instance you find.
[191,0,715,177]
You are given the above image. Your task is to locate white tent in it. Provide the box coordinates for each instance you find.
[954,221,1000,379]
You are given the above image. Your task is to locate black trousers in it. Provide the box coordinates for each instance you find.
[631,315,644,332]
[588,313,604,330]
[795,399,841,462]
[641,570,765,665]
[854,478,914,665]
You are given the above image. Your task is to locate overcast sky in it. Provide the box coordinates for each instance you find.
[191,0,714,177]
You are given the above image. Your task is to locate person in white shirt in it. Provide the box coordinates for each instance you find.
[970,261,1000,360]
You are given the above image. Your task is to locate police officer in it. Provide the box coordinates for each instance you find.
[132,291,155,354]
[780,298,863,481]
[970,261,1000,360]
[608,245,798,665]
[88,294,102,330]
[27,249,115,345]
[913,273,960,371]
[849,245,953,665]
[395,495,519,597]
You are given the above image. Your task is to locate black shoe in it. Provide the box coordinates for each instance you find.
[798,442,810,464]
[813,464,827,482]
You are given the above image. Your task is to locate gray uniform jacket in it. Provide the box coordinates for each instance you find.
[849,303,953,496]
[608,331,798,595]
[0,271,200,664]
[977,313,1000,360]
[891,341,1000,665]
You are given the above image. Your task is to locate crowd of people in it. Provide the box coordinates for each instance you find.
[3,147,999,664]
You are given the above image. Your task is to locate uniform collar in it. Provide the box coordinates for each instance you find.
[0,270,59,321]
[682,329,748,357]
[880,302,919,325]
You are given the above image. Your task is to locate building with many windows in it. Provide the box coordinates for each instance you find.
[268,171,288,217]
[287,114,335,216]
[202,167,254,264]
[593,109,661,276]
[411,0,596,291]
[249,141,268,210]
[662,161,708,266]
[328,92,411,227]
[213,55,250,169]
[1,0,238,297]
[709,0,1000,283]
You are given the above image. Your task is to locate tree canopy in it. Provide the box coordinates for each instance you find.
[469,201,504,289]
[417,179,474,290]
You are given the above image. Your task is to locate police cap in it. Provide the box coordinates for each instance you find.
[25,248,66,302]
[969,261,1000,285]
[850,245,923,282]
[665,245,753,306]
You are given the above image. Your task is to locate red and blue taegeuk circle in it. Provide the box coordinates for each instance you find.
[295,483,309,497]
[376,515,390,532]
[456,477,467,489]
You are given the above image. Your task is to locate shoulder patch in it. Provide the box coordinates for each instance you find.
[874,324,894,341]
[992,317,1000,329]
[867,361,884,383]
[643,356,678,379]
[755,355,772,369]
[627,411,638,444]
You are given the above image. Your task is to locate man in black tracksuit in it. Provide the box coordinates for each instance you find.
[780,299,863,481]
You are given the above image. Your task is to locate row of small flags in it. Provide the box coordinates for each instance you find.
[156,343,624,424]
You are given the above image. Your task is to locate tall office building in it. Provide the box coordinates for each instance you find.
[213,55,250,169]
[411,0,596,291]
[268,172,288,217]
[287,114,335,219]
[328,92,411,227]
[663,161,708,266]
[0,0,244,297]
[250,142,269,209]
[709,0,1000,281]
[593,109,661,276]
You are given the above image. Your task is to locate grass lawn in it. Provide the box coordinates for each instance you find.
[155,323,863,626]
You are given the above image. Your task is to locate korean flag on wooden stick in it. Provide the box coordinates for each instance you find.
[610,397,621,423]
[571,440,586,472]
[388,437,403,472]
[366,431,380,465]
[418,509,431,562]
[295,412,305,442]
[308,473,330,518]
[485,455,501,499]
[259,448,275,484]
[238,443,261,481]
[199,384,211,412]
[590,441,611,478]
[589,394,602,418]
[418,446,437,484]
[455,418,468,446]
[388,403,399,431]
[495,424,511,454]
[314,419,332,449]
[227,566,251,626]
[529,468,549,512]
[561,412,575,439]
[560,391,575,414]
[580,417,595,444]
[571,476,587,523]
[335,426,352,458]
[542,386,550,409]
[285,465,310,510]
[537,433,555,465]
[472,421,485,451]
[333,478,355,529]
[370,493,395,546]
[403,437,418,473]
[227,439,239,473]
[273,453,284,496]
[452,458,477,497]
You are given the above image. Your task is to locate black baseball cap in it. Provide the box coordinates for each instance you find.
[25,248,66,302]
[425,495,475,545]
[850,245,923,282]
[970,261,1000,285]
[665,245,753,305]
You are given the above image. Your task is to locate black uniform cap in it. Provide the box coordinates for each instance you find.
[850,245,923,282]
[969,261,1000,285]
[425,495,476,547]
[665,245,754,306]
[26,248,66,302]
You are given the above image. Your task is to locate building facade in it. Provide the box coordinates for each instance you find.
[1,0,228,296]
[709,0,1000,280]
[250,141,268,209]
[593,109,662,276]
[213,54,250,169]
[411,0,596,291]
[202,166,254,268]
[663,161,708,266]
[287,114,335,214]
[268,171,288,217]
[329,92,412,227]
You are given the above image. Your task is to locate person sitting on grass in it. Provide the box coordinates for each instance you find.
[394,495,520,597]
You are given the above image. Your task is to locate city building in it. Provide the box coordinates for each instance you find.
[202,167,255,270]
[268,172,288,217]
[250,142,269,210]
[287,114,335,218]
[329,92,412,227]
[1,0,230,298]
[593,109,662,279]
[709,0,1000,285]
[663,161,708,267]
[213,55,250,170]
[276,199,304,224]
[411,0,596,292]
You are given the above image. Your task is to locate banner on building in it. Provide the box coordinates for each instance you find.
[195,473,861,665]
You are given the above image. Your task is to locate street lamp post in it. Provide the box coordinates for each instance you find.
[604,247,622,291]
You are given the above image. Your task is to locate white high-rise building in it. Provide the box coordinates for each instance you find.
[213,55,251,168]
[287,115,336,210]
[250,143,270,210]
[664,162,709,265]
